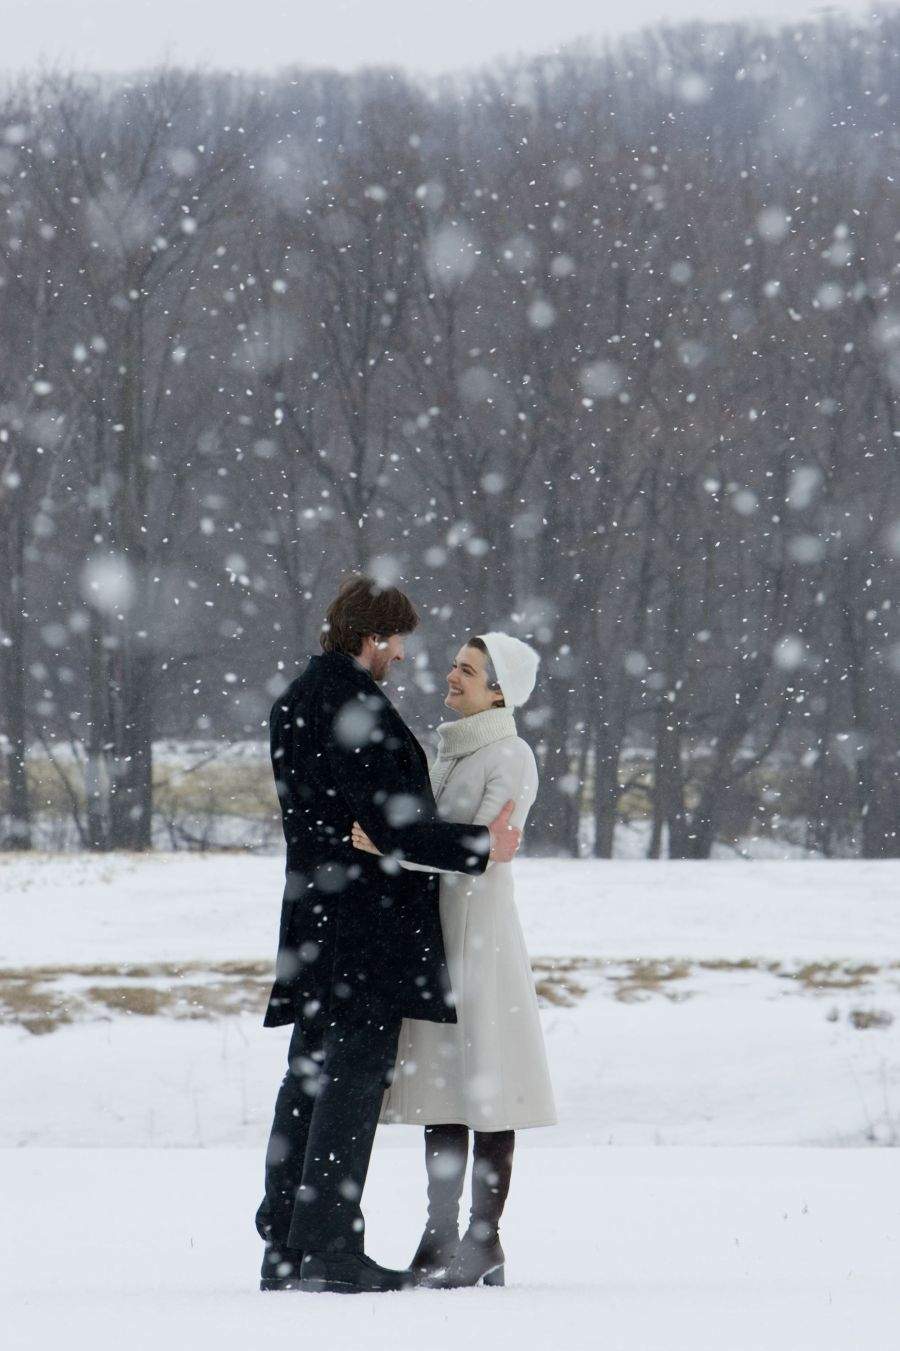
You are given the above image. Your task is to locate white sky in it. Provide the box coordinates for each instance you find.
[0,0,880,78]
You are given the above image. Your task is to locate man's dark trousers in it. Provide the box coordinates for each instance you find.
[256,1013,402,1255]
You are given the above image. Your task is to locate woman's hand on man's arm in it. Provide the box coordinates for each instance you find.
[351,821,381,855]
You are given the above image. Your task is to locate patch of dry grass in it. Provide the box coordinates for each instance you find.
[8,758,277,822]
[0,961,272,1034]
[153,762,276,820]
[3,954,896,1034]
[848,1008,894,1030]
[610,959,693,1003]
[697,958,760,973]
[0,976,75,1036]
[0,957,605,1033]
[531,957,598,1007]
[780,962,881,992]
[84,985,176,1017]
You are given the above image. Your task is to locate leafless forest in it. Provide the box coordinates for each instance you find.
[0,11,898,857]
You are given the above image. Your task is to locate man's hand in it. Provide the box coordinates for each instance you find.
[351,821,382,856]
[487,800,522,863]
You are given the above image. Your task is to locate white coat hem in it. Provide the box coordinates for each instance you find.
[380,1112,558,1130]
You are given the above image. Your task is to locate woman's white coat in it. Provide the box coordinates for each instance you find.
[380,706,557,1130]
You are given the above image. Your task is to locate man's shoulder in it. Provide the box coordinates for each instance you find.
[268,656,330,723]
[274,653,400,726]
[272,651,361,696]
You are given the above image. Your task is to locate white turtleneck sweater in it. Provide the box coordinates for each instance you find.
[400,705,535,876]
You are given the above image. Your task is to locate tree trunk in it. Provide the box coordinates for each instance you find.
[592,722,622,859]
[84,604,111,850]
[527,681,579,856]
[862,746,900,858]
[107,643,155,851]
[652,704,689,858]
[107,305,155,851]
[652,546,689,858]
[0,508,32,849]
[839,587,876,858]
[687,737,745,859]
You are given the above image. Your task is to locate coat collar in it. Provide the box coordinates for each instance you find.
[310,650,381,693]
[435,706,517,759]
[309,650,406,723]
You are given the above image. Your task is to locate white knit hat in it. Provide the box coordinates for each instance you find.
[477,632,540,709]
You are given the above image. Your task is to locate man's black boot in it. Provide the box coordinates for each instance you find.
[298,1251,415,1294]
[260,1241,304,1291]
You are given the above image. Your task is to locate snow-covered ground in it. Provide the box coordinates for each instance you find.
[2,854,899,1146]
[5,1146,899,1351]
[3,853,895,966]
[3,853,899,1348]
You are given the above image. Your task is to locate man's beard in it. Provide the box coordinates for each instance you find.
[372,654,392,683]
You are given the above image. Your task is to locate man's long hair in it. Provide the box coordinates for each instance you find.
[320,574,419,656]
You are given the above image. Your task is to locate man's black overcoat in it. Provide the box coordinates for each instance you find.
[263,651,491,1032]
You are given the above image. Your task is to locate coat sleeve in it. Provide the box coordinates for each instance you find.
[398,858,449,875]
[321,694,490,874]
[403,739,539,877]
[471,740,539,867]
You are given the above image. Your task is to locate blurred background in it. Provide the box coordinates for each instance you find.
[2,10,899,1344]
[0,3,898,862]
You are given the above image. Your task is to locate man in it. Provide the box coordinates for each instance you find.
[256,574,522,1294]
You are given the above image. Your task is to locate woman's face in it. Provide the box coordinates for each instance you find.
[444,645,502,717]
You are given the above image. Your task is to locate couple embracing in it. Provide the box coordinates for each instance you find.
[256,574,556,1294]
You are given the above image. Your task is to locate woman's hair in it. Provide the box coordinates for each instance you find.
[465,635,506,708]
[321,574,419,656]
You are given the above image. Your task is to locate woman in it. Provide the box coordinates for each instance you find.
[351,631,556,1289]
